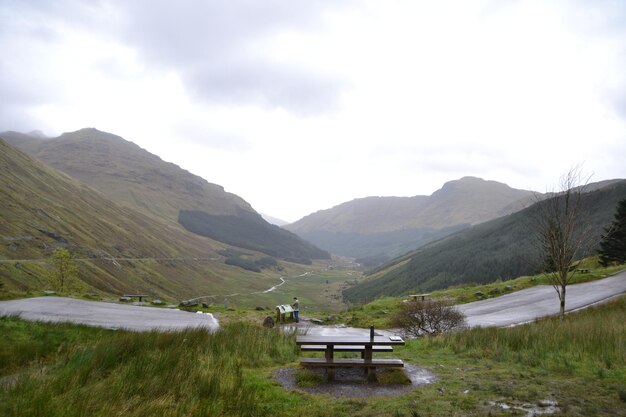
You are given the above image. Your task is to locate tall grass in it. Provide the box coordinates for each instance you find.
[426,296,626,376]
[0,321,298,417]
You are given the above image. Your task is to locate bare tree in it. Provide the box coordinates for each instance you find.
[533,166,592,320]
[392,300,466,337]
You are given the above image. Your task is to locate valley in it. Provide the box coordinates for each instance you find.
[3,3,626,414]
[1,126,625,417]
[2,128,625,310]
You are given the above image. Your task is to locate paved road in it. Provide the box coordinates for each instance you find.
[291,271,626,336]
[0,296,219,332]
[457,270,626,327]
[1,272,624,332]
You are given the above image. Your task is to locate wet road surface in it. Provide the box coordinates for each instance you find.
[456,270,626,327]
[291,271,626,336]
[1,272,624,332]
[0,296,218,331]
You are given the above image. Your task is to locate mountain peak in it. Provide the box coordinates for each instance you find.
[434,176,521,198]
[58,127,126,143]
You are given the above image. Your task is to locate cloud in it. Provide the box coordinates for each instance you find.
[1,0,625,220]
[0,0,350,124]
[117,0,349,115]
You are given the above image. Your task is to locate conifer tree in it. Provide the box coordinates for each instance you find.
[598,199,626,266]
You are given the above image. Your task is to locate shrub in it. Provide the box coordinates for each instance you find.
[391,300,466,337]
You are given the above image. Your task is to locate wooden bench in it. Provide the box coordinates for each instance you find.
[300,345,393,352]
[297,334,405,381]
[409,293,431,301]
[300,344,393,359]
[300,358,404,368]
[121,294,149,302]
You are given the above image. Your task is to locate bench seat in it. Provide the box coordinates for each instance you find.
[300,345,393,353]
[300,358,404,368]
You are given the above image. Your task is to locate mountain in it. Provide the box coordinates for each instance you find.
[0,137,229,298]
[342,179,626,303]
[3,128,329,262]
[3,128,253,222]
[286,177,536,262]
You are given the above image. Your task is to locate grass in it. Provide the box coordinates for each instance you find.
[2,296,625,416]
[0,319,300,417]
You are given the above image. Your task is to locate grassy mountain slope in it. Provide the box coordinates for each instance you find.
[0,138,288,299]
[3,128,252,221]
[3,128,328,262]
[343,180,626,303]
[286,176,536,259]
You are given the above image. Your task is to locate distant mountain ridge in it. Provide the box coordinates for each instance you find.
[286,176,536,261]
[343,179,626,303]
[2,128,329,263]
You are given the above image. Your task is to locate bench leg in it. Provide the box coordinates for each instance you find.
[325,346,335,381]
[363,346,372,377]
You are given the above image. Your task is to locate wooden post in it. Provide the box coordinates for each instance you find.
[325,345,335,381]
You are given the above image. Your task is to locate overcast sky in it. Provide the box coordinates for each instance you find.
[1,1,625,222]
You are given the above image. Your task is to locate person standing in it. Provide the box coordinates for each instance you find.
[292,297,300,323]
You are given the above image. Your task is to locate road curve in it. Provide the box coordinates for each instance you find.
[1,272,624,332]
[0,296,219,332]
[457,270,626,327]
[290,271,626,337]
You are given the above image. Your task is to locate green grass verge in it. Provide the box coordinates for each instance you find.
[2,295,625,416]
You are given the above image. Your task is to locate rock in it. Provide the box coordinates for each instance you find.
[36,228,68,245]
[309,318,323,324]
[474,291,484,297]
[255,306,265,311]
[489,288,501,294]
[179,300,198,307]
[505,285,514,291]
[152,299,163,305]
[119,296,131,302]
[43,290,56,295]
[202,302,209,308]
[263,316,275,328]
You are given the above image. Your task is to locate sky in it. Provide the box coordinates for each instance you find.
[1,0,625,222]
